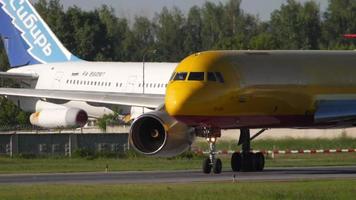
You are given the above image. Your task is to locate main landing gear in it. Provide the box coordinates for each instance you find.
[199,127,267,174]
[231,128,266,172]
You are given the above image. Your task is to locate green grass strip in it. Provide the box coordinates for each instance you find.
[0,179,355,200]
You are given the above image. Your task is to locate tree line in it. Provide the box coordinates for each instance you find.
[1,0,356,127]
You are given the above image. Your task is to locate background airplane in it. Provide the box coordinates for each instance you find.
[0,0,176,128]
[0,1,194,171]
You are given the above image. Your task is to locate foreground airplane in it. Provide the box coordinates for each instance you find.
[1,0,356,174]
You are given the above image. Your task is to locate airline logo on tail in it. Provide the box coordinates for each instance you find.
[0,0,81,67]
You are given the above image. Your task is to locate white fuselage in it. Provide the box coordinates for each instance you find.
[7,61,177,117]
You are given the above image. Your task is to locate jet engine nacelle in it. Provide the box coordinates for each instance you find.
[30,108,88,128]
[129,110,195,157]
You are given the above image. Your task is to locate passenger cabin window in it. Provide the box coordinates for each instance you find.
[215,72,225,83]
[188,72,205,81]
[208,72,217,82]
[174,72,188,81]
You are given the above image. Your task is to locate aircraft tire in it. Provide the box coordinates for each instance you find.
[255,152,265,171]
[203,157,212,174]
[231,152,242,172]
[213,158,222,174]
[242,153,255,172]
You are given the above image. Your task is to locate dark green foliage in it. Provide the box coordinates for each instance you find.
[15,153,38,159]
[97,113,121,131]
[154,7,187,61]
[0,98,31,128]
[321,0,356,49]
[72,148,96,159]
[269,0,322,49]
[122,16,155,61]
[0,40,9,72]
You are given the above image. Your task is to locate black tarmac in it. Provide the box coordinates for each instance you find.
[0,166,356,185]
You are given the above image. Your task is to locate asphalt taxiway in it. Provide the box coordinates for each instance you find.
[0,166,356,185]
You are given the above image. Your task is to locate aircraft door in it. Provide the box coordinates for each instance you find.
[52,71,64,89]
[125,75,138,93]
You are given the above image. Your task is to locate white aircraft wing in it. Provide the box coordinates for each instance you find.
[0,72,39,80]
[0,88,164,108]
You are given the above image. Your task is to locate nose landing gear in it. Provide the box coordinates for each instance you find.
[197,127,222,174]
[202,137,222,174]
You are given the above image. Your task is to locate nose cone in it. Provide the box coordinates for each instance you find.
[165,82,203,117]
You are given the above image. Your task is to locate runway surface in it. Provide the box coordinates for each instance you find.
[1,166,356,185]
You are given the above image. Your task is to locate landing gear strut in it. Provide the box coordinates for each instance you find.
[198,127,222,174]
[231,128,265,172]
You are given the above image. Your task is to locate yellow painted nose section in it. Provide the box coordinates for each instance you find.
[165,51,235,118]
[165,81,204,116]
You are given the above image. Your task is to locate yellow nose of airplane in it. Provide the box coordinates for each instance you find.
[165,84,184,116]
[165,80,204,117]
[165,51,232,125]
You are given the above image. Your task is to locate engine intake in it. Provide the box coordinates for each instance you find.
[130,110,195,157]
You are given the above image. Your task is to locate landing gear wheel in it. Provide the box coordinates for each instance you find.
[255,152,265,171]
[238,129,267,172]
[231,152,242,172]
[213,158,222,174]
[202,157,212,174]
[198,127,222,174]
[242,153,255,172]
[239,153,265,172]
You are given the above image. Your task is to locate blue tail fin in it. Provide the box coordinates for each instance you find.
[0,0,81,67]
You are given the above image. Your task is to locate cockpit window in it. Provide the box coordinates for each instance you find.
[207,72,217,82]
[215,72,225,83]
[188,72,205,81]
[173,72,188,81]
[169,72,176,81]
